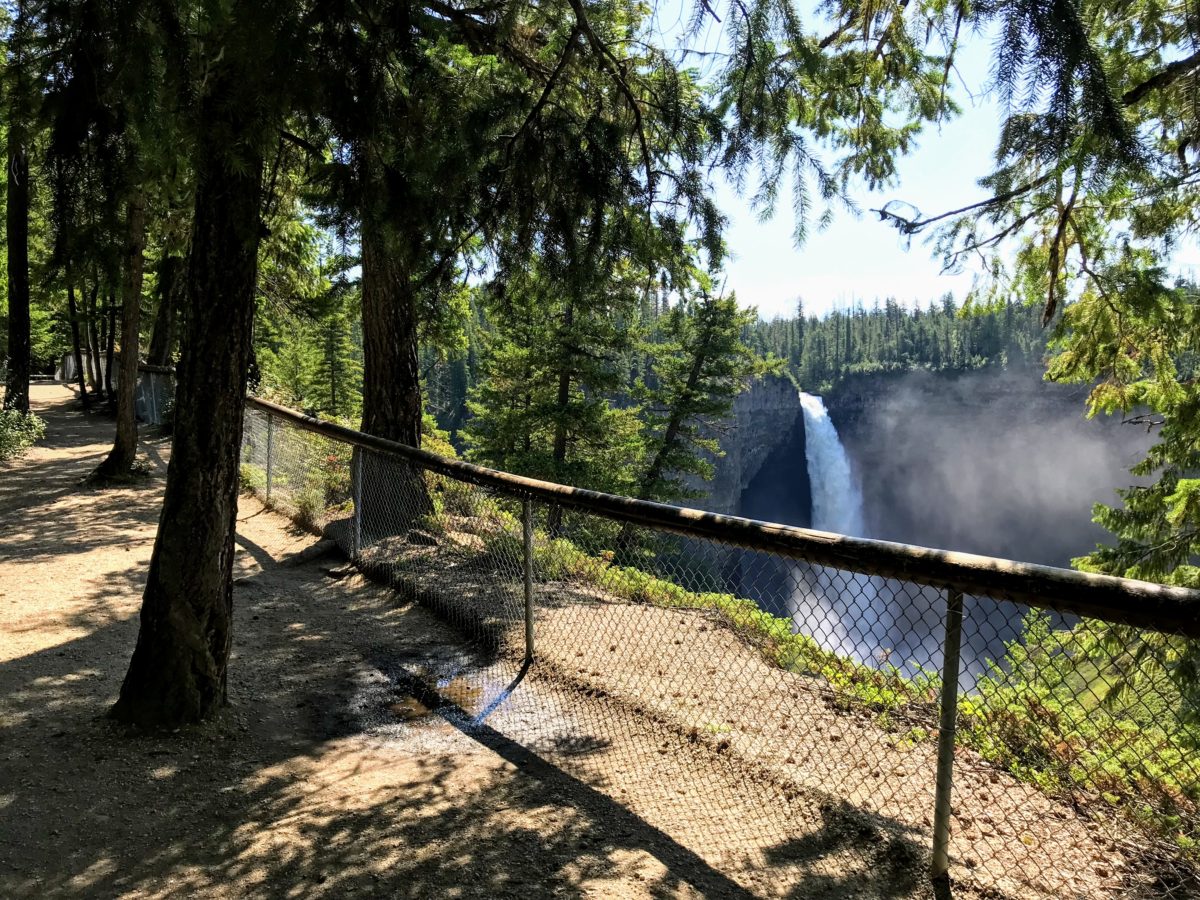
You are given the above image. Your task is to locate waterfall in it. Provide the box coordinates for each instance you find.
[799,393,865,537]
[790,392,886,663]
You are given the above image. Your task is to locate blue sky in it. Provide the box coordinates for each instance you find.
[680,16,1001,320]
[712,100,994,320]
[653,10,1200,321]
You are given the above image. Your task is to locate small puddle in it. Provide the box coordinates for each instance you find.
[388,696,432,721]
[388,669,485,724]
[440,676,483,712]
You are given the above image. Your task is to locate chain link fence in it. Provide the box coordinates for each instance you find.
[241,397,1200,899]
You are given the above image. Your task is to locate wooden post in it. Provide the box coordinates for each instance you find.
[931,588,964,884]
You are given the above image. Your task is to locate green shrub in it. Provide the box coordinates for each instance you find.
[293,487,325,532]
[961,610,1200,862]
[437,478,486,517]
[239,463,267,494]
[0,410,46,461]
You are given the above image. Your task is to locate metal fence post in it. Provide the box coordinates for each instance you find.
[265,413,275,503]
[352,448,363,558]
[523,497,534,664]
[931,588,965,884]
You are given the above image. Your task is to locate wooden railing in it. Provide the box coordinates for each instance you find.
[245,395,1200,639]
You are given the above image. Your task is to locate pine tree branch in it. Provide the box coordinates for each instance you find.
[506,26,582,164]
[873,171,1055,234]
[279,129,323,158]
[564,0,655,196]
[1122,49,1200,106]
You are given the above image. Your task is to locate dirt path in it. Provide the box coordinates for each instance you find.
[0,385,1146,899]
[0,386,903,899]
[0,384,171,518]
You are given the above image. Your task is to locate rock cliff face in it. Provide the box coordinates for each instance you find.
[697,366,1154,570]
[698,375,810,524]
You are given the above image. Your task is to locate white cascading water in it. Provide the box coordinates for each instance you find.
[790,392,886,662]
[799,393,865,536]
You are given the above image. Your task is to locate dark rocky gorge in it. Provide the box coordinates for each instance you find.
[698,368,1155,676]
[706,367,1151,567]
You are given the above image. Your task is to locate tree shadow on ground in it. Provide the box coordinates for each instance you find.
[0,637,941,899]
[0,385,171,519]
[2,397,950,898]
[0,544,953,900]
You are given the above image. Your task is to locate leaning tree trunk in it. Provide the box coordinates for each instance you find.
[103,292,117,403]
[111,77,264,728]
[545,301,574,538]
[67,280,90,409]
[357,201,433,541]
[85,283,103,398]
[3,45,30,414]
[147,255,181,366]
[95,192,147,479]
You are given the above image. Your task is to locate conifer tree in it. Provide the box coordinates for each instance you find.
[635,285,772,503]
[465,255,646,499]
[3,0,32,413]
[112,0,307,727]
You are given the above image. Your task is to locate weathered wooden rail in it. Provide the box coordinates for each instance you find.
[246,396,1200,638]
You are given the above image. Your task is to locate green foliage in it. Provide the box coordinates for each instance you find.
[636,283,775,501]
[960,610,1200,861]
[748,295,1048,393]
[239,463,266,494]
[464,260,647,496]
[0,409,44,460]
[1048,277,1200,587]
[256,199,364,421]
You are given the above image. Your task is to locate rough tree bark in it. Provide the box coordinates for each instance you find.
[95,192,147,479]
[103,293,117,403]
[3,2,30,414]
[357,191,433,539]
[111,71,265,728]
[85,283,102,397]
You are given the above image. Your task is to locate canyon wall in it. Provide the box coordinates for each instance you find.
[698,375,810,525]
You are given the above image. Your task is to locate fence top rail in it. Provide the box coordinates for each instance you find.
[246,394,1200,637]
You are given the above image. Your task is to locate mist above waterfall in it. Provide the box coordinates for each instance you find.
[830,369,1152,567]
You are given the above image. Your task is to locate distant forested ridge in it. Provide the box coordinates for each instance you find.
[746,296,1050,394]
[418,293,1051,442]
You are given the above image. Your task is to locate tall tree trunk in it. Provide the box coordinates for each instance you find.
[147,255,181,366]
[67,280,90,409]
[86,283,102,396]
[111,70,265,728]
[95,192,147,479]
[3,4,30,414]
[545,302,574,538]
[357,195,433,539]
[104,292,117,403]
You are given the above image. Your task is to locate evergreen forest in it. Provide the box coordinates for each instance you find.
[1,0,1200,886]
